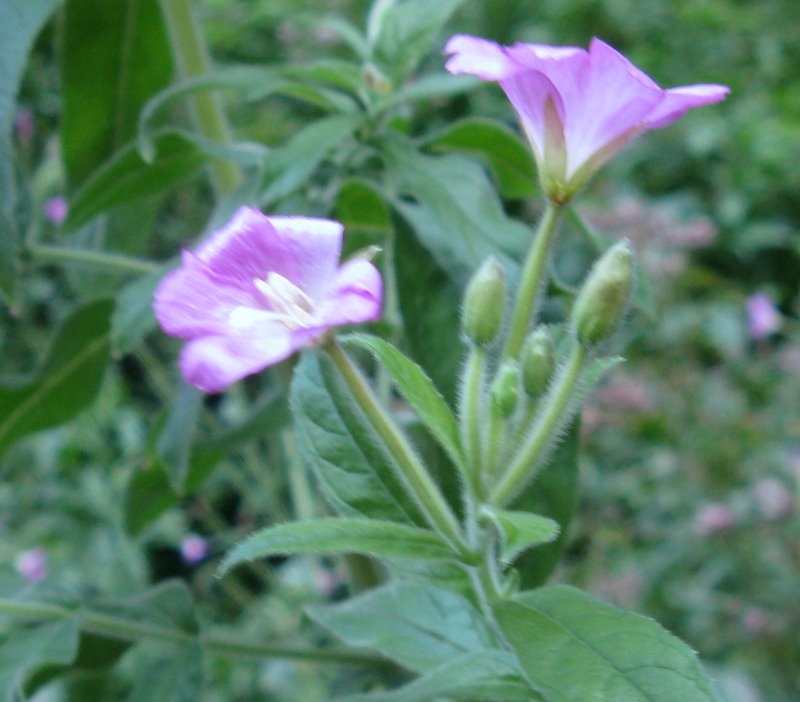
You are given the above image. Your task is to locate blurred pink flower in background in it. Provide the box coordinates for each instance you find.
[752,477,793,520]
[693,502,736,536]
[15,546,48,583]
[180,534,209,565]
[444,35,729,201]
[15,108,34,142]
[43,196,68,226]
[154,207,383,393]
[745,293,781,340]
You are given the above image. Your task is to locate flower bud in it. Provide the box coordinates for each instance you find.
[462,257,506,346]
[572,241,634,346]
[491,362,520,418]
[521,327,555,398]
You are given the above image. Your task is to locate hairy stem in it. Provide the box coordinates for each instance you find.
[490,342,588,506]
[501,203,563,362]
[459,345,487,499]
[325,339,468,556]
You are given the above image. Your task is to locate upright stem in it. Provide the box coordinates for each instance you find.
[490,342,588,506]
[501,203,563,362]
[325,340,468,555]
[159,0,241,195]
[459,345,486,499]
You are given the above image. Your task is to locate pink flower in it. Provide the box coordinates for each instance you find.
[15,108,34,142]
[180,534,209,565]
[43,196,68,225]
[444,36,729,202]
[693,502,736,536]
[746,293,781,340]
[154,207,382,393]
[752,477,793,521]
[15,546,48,583]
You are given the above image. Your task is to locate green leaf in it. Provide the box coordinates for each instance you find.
[124,391,288,535]
[511,419,580,588]
[0,0,60,304]
[261,114,362,206]
[307,581,497,673]
[371,0,465,83]
[291,352,427,524]
[381,139,528,284]
[329,650,534,702]
[127,643,204,702]
[92,580,199,637]
[61,0,172,190]
[494,585,721,702]
[426,117,538,199]
[480,507,560,565]
[376,73,479,111]
[111,265,169,354]
[155,381,205,493]
[65,130,208,231]
[0,299,113,456]
[0,619,80,702]
[344,333,464,469]
[335,178,392,244]
[221,518,455,573]
[394,220,462,402]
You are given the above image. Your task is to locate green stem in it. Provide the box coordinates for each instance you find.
[325,339,468,555]
[501,203,564,362]
[482,406,505,491]
[27,244,160,274]
[0,598,384,666]
[159,0,241,195]
[490,342,588,506]
[459,345,486,499]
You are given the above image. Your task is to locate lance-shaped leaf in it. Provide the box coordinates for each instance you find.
[291,352,427,525]
[221,519,456,574]
[329,650,535,702]
[344,334,464,470]
[494,585,721,702]
[308,581,497,673]
[480,507,560,565]
[0,299,113,456]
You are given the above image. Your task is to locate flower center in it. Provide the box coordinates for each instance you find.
[254,272,315,328]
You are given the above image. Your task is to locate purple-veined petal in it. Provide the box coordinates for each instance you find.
[317,258,383,327]
[562,39,664,177]
[645,84,731,130]
[179,324,300,393]
[154,252,262,340]
[194,208,343,300]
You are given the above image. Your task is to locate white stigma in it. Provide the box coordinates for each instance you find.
[253,272,315,329]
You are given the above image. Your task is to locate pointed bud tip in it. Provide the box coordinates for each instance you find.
[572,241,635,346]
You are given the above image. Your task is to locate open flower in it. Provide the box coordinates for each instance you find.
[154,207,382,393]
[444,35,729,202]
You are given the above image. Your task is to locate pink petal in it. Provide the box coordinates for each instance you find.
[153,252,260,340]
[317,259,383,327]
[645,84,731,129]
[562,39,664,177]
[179,324,300,393]
[195,207,343,300]
[443,35,522,81]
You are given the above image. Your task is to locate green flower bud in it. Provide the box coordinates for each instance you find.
[462,257,507,346]
[491,362,520,418]
[572,241,635,346]
[521,327,555,398]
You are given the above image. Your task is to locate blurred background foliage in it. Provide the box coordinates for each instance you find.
[2,0,798,700]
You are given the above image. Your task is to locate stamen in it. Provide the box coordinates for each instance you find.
[252,273,316,329]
